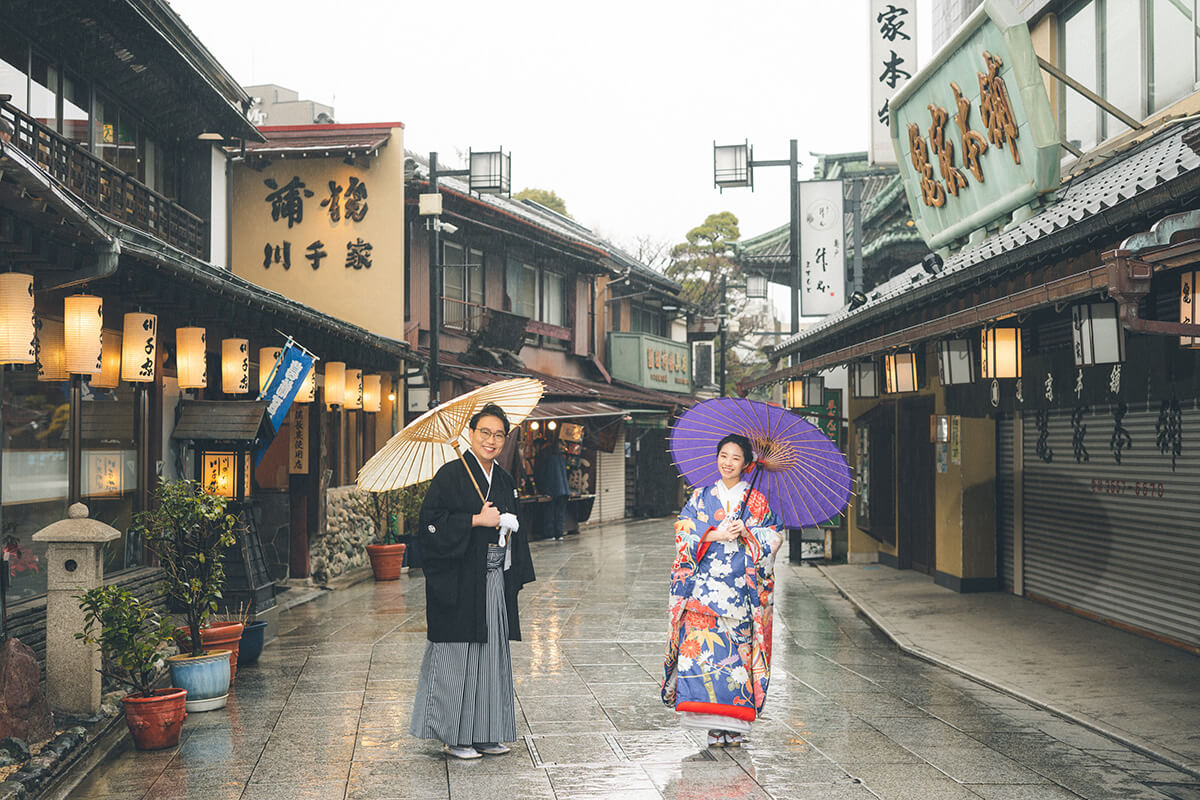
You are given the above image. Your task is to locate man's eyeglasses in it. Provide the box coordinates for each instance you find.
[474,428,506,442]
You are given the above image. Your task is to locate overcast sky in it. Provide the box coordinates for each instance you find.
[170,0,932,258]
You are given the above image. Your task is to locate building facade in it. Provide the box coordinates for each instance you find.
[752,0,1200,654]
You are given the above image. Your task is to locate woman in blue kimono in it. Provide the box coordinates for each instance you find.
[662,433,783,747]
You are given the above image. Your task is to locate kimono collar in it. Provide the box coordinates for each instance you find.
[714,479,748,512]
[464,449,494,495]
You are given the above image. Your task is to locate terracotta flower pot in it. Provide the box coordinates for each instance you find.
[366,543,407,581]
[176,622,244,682]
[122,687,188,750]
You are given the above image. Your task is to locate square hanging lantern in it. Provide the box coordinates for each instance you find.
[884,350,918,393]
[936,338,975,385]
[64,294,103,375]
[1072,301,1125,365]
[176,327,207,389]
[785,375,825,408]
[36,318,67,382]
[90,330,122,389]
[851,359,879,399]
[468,148,510,195]
[713,141,752,188]
[258,347,282,395]
[746,274,768,300]
[980,324,1022,379]
[199,450,252,501]
[1181,270,1200,348]
[362,374,382,413]
[121,312,157,383]
[296,366,316,403]
[221,338,250,394]
[0,273,36,365]
[325,361,345,407]
[344,368,363,410]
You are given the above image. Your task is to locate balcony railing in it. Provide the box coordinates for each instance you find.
[0,98,207,259]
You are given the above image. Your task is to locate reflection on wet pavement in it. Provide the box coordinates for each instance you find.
[65,517,1197,799]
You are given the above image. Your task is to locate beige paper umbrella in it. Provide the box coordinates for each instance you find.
[356,377,544,500]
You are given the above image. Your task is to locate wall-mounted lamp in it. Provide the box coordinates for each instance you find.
[36,318,67,382]
[884,350,918,393]
[980,324,1022,379]
[121,313,157,383]
[325,362,345,407]
[176,327,207,389]
[295,366,316,403]
[259,347,282,395]
[64,294,103,375]
[222,338,250,394]
[0,273,35,365]
[1072,302,1124,365]
[344,368,363,410]
[785,375,825,408]
[90,330,122,389]
[362,374,382,413]
[851,359,879,399]
[468,148,511,195]
[936,338,975,385]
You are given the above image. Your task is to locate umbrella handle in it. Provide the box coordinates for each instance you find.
[450,441,488,504]
[735,462,765,523]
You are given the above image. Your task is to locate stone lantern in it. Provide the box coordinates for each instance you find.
[33,503,120,715]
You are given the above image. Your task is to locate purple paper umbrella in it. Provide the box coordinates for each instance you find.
[669,397,852,528]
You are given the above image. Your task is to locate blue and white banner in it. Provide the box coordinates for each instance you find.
[255,341,315,468]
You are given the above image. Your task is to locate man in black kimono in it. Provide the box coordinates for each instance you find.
[409,403,535,759]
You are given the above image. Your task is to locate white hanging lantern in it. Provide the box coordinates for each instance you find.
[980,324,1022,379]
[90,330,122,389]
[936,338,975,385]
[176,327,207,389]
[0,273,36,365]
[1072,302,1124,366]
[36,318,67,382]
[295,366,316,403]
[222,338,250,394]
[851,359,879,399]
[362,374,382,413]
[344,368,363,410]
[121,312,157,383]
[325,362,345,407]
[884,350,918,393]
[64,294,103,374]
[259,346,282,395]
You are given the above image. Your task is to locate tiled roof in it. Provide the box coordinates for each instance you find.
[771,120,1200,358]
[240,123,397,156]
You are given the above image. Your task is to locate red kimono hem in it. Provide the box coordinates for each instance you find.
[676,701,757,722]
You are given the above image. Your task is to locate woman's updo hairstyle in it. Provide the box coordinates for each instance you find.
[469,403,510,434]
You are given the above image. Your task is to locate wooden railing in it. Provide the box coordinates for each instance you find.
[0,99,207,259]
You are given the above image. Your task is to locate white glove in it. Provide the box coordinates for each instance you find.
[497,513,519,549]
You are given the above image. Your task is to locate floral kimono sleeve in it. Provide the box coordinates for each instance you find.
[672,488,710,574]
[740,490,783,572]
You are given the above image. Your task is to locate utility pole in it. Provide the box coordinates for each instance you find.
[427,152,441,409]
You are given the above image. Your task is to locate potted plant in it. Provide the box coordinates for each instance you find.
[76,585,186,750]
[132,478,239,712]
[232,602,268,667]
[364,488,406,581]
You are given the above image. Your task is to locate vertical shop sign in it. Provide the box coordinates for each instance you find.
[289,404,309,475]
[869,0,917,165]
[798,180,845,317]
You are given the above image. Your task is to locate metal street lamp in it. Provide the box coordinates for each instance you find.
[419,149,512,408]
[713,139,801,335]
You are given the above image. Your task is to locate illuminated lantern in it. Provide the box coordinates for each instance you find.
[785,375,824,408]
[325,362,345,407]
[36,318,67,382]
[344,369,363,410]
[64,294,103,374]
[1181,270,1200,348]
[295,366,316,403]
[980,324,1022,379]
[201,450,237,499]
[258,346,282,395]
[121,313,157,383]
[90,330,122,389]
[884,350,918,393]
[176,327,207,389]
[0,273,36,364]
[222,338,249,394]
[362,374,382,413]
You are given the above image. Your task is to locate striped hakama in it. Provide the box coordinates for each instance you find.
[410,545,516,745]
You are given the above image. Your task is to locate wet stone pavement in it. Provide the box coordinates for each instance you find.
[66,517,1200,800]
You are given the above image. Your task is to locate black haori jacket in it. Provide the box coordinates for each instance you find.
[418,452,535,643]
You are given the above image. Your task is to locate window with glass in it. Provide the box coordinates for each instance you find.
[81,373,139,575]
[505,258,539,320]
[629,303,667,338]
[442,242,484,332]
[1060,0,1200,150]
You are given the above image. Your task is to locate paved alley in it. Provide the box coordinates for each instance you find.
[64,518,1200,800]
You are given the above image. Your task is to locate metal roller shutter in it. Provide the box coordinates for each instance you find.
[595,428,626,523]
[996,415,1015,592]
[1021,404,1200,650]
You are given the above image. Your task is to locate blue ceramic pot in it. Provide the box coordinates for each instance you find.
[237,621,268,666]
[167,649,231,712]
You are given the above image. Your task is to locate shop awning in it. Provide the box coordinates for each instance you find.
[526,401,624,421]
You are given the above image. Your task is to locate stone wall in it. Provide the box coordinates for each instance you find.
[310,486,374,584]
